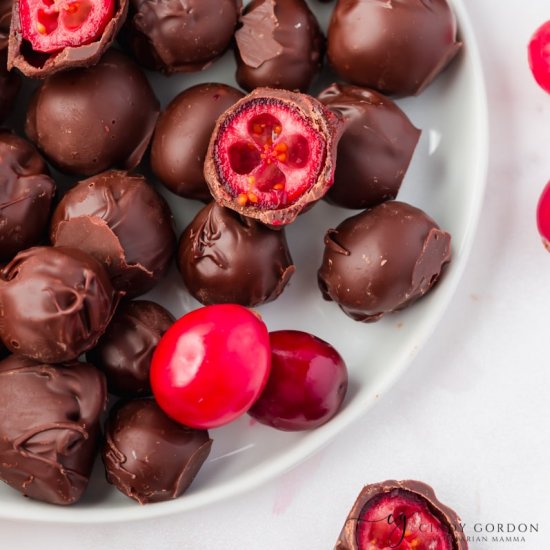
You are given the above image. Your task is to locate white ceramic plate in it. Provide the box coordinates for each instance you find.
[0,0,488,523]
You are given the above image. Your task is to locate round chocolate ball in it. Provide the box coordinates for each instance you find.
[87,300,174,397]
[0,356,106,505]
[318,201,451,322]
[25,50,159,176]
[318,84,420,209]
[151,83,244,201]
[178,202,295,307]
[0,246,119,363]
[0,131,56,262]
[121,0,241,73]
[234,0,324,92]
[327,0,461,97]
[50,170,176,297]
[102,399,212,504]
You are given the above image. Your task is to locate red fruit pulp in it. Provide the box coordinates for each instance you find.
[19,0,115,53]
[248,330,348,431]
[214,98,326,210]
[528,20,550,93]
[357,490,453,550]
[537,180,550,250]
[150,304,271,430]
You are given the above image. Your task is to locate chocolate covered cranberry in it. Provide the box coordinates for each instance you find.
[178,202,295,307]
[151,83,244,201]
[0,356,107,505]
[25,50,159,176]
[8,0,128,76]
[0,130,55,262]
[234,0,323,92]
[87,300,174,397]
[121,0,240,73]
[336,480,467,549]
[327,0,461,97]
[249,330,348,431]
[318,83,421,209]
[318,202,451,322]
[102,399,212,504]
[0,246,119,363]
[204,87,344,226]
[50,170,176,297]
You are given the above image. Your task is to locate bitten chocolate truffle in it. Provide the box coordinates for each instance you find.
[50,170,176,297]
[0,0,20,123]
[87,300,174,397]
[102,399,212,504]
[318,201,451,322]
[178,202,295,306]
[25,50,159,176]
[0,356,106,505]
[121,0,240,73]
[0,246,119,362]
[234,0,323,92]
[8,0,128,77]
[327,0,461,97]
[318,84,421,209]
[336,480,467,549]
[151,83,244,201]
[0,130,56,261]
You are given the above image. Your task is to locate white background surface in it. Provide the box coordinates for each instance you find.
[3,0,550,548]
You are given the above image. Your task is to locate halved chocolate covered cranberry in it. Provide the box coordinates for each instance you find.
[204,87,343,226]
[336,480,467,550]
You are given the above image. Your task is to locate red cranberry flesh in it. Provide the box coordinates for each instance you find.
[248,330,348,431]
[19,0,115,53]
[357,490,454,550]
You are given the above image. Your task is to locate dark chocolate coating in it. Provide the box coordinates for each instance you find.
[102,399,212,504]
[0,131,55,261]
[335,480,467,549]
[0,356,106,505]
[204,87,344,226]
[318,84,421,209]
[318,201,451,322]
[25,50,159,176]
[151,83,244,201]
[0,52,19,122]
[0,246,119,362]
[178,202,295,306]
[235,0,323,92]
[87,300,174,397]
[121,0,241,73]
[327,0,461,97]
[50,170,176,297]
[8,0,129,77]
[0,0,10,50]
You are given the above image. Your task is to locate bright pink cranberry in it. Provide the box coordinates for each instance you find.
[150,304,271,429]
[528,20,550,93]
[357,490,453,550]
[537,180,550,250]
[248,330,348,431]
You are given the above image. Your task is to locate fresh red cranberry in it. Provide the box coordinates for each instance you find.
[357,490,453,550]
[150,304,271,429]
[528,20,550,93]
[537,180,550,250]
[248,330,348,431]
[19,0,115,53]
[204,88,343,226]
